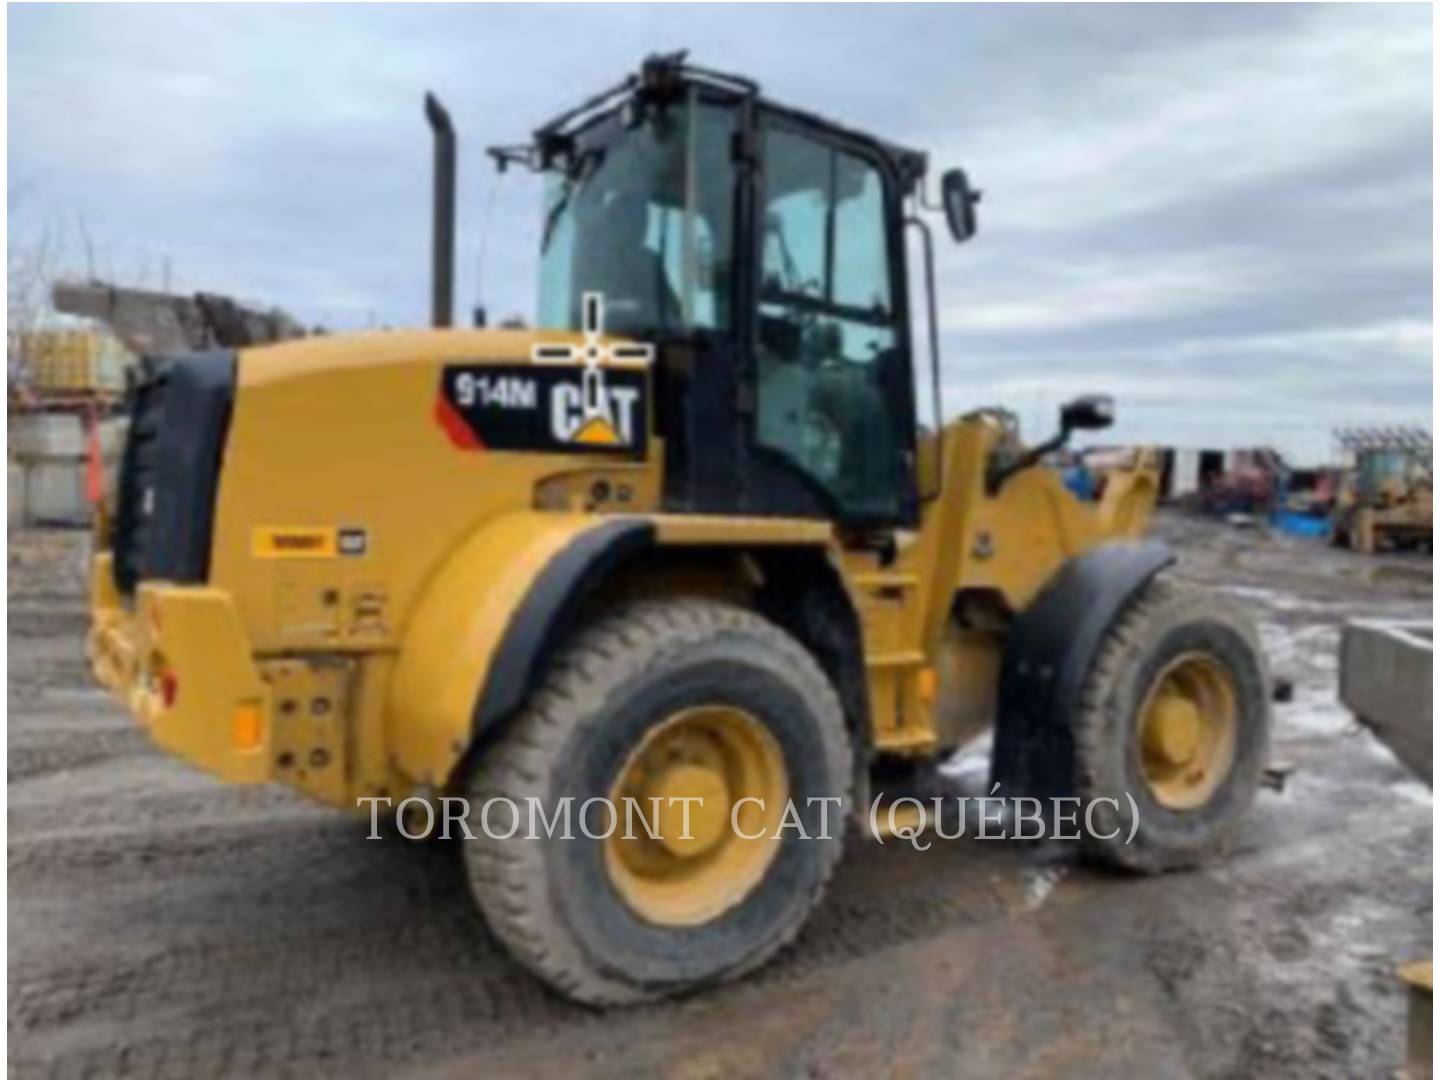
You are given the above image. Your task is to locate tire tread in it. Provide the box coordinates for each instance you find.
[1074,574,1269,873]
[466,596,850,1005]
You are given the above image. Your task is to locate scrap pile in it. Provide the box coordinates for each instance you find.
[7,280,306,528]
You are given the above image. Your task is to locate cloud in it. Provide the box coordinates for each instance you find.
[929,4,1430,235]
[938,315,1432,463]
[7,3,1432,462]
[940,248,1262,334]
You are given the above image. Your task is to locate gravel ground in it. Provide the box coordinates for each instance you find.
[7,512,1432,1078]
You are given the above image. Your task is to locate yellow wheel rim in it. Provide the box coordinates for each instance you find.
[1137,652,1238,809]
[604,705,788,927]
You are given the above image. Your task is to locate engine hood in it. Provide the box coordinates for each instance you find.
[209,327,658,653]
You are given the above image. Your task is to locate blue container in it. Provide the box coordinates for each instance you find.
[1271,510,1331,539]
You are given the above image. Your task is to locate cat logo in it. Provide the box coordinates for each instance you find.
[435,292,651,456]
[532,292,652,448]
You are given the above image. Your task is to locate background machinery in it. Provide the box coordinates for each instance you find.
[1331,426,1433,554]
[88,54,1272,1005]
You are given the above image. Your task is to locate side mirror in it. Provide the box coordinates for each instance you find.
[987,393,1114,495]
[941,168,981,243]
[1060,395,1115,434]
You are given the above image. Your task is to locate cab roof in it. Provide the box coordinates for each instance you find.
[488,51,929,194]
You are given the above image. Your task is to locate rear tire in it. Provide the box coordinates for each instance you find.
[464,597,852,1005]
[1074,576,1270,873]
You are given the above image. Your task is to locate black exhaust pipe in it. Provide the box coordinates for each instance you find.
[424,92,456,328]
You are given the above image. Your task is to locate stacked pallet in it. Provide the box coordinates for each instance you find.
[14,328,132,398]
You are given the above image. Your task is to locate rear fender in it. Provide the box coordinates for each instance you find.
[387,513,652,786]
[991,540,1174,800]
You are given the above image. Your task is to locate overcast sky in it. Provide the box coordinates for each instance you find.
[8,3,1432,461]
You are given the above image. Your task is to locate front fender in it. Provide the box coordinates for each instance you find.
[387,512,652,786]
[991,540,1175,800]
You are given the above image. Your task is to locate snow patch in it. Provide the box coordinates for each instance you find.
[1259,620,1342,693]
[1021,864,1069,912]
[941,733,993,791]
[1389,779,1433,806]
[1275,682,1354,738]
[1220,585,1351,615]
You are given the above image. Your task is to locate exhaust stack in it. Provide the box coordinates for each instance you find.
[424,92,456,328]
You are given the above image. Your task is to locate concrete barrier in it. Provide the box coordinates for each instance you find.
[10,413,127,458]
[1339,618,1433,784]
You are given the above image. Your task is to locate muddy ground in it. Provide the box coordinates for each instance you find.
[8,512,1432,1078]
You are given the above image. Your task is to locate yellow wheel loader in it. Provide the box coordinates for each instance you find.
[89,54,1270,1005]
[1331,428,1433,554]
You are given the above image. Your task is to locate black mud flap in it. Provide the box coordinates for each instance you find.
[991,541,1174,801]
[112,351,235,594]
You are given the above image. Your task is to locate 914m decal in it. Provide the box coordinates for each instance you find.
[435,365,648,454]
[435,293,651,456]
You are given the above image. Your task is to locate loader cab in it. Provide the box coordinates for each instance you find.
[520,58,930,528]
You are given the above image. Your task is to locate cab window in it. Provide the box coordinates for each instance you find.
[755,124,903,520]
[537,96,734,338]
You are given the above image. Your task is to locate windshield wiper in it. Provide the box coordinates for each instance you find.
[541,185,573,252]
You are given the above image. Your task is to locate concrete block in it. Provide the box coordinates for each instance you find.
[10,414,84,457]
[1340,619,1433,784]
[10,413,128,461]
[23,462,89,526]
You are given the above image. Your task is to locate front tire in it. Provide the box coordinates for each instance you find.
[465,597,852,1005]
[1074,576,1270,873]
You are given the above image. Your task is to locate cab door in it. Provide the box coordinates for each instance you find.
[750,115,919,527]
